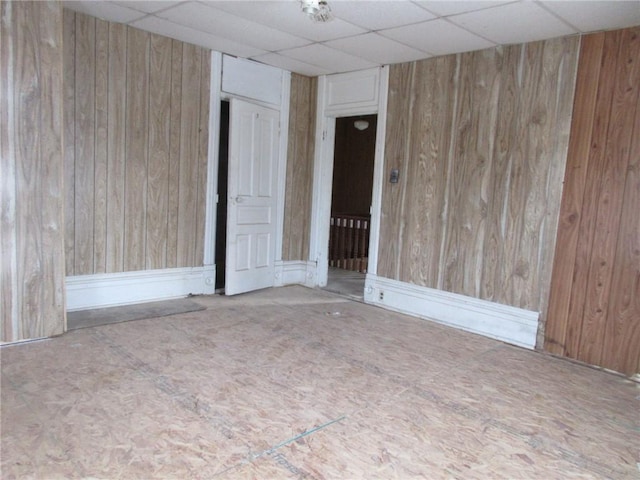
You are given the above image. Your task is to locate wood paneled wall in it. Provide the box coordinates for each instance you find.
[63,10,211,276]
[545,27,640,376]
[283,74,317,261]
[379,37,580,315]
[1,1,65,342]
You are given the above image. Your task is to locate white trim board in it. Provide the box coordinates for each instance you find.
[66,266,216,312]
[364,274,539,350]
[275,261,316,288]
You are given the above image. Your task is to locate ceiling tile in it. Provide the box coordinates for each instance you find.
[63,0,147,23]
[154,2,311,51]
[279,43,378,73]
[251,53,331,77]
[448,2,578,44]
[540,1,640,32]
[325,32,431,65]
[414,1,515,17]
[112,1,184,14]
[131,15,267,57]
[206,1,367,42]
[330,1,436,30]
[381,18,495,56]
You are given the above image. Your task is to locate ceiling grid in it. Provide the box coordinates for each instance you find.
[63,0,640,75]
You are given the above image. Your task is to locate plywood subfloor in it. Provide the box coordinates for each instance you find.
[67,298,206,330]
[323,267,365,301]
[1,286,638,479]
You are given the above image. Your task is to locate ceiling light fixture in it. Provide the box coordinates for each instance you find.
[354,120,369,131]
[300,0,333,23]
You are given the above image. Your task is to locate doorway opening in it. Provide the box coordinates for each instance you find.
[324,114,377,300]
[215,100,229,291]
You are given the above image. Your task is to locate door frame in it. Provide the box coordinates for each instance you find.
[205,52,290,291]
[308,67,389,287]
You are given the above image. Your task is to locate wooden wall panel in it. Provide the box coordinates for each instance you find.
[543,34,604,356]
[176,43,202,268]
[167,40,183,269]
[106,22,127,273]
[63,11,211,276]
[146,34,172,270]
[441,48,500,296]
[604,100,640,373]
[124,27,149,272]
[379,37,580,315]
[404,56,457,288]
[63,9,76,275]
[1,1,65,342]
[73,12,96,275]
[545,27,640,376]
[480,46,519,305]
[94,19,109,274]
[378,62,414,279]
[283,74,316,261]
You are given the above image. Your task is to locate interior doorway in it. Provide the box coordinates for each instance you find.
[215,100,230,291]
[324,114,377,300]
[214,99,281,295]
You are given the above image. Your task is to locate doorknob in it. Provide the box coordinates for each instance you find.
[235,196,245,203]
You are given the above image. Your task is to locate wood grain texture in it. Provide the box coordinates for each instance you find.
[106,22,127,273]
[124,27,149,272]
[63,8,76,275]
[533,38,587,348]
[480,45,520,307]
[441,48,499,297]
[2,287,638,479]
[73,12,96,275]
[146,33,172,270]
[94,19,109,274]
[63,11,211,275]
[379,37,579,316]
[283,74,316,261]
[166,40,183,269]
[378,62,414,279]
[176,43,201,268]
[579,29,634,365]
[405,56,457,288]
[544,34,604,356]
[1,0,65,342]
[545,27,640,375]
[602,84,640,373]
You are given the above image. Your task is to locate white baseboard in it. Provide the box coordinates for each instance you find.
[275,261,316,288]
[66,266,216,312]
[364,274,539,349]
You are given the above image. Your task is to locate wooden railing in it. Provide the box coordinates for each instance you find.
[329,214,369,273]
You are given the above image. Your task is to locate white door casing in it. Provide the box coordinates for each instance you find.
[225,99,280,295]
[309,67,389,287]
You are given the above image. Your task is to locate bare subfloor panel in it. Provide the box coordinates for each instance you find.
[67,298,206,330]
[323,267,365,300]
[1,286,638,479]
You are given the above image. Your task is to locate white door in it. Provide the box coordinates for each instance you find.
[225,99,280,295]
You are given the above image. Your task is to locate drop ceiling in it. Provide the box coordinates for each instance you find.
[63,0,640,76]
